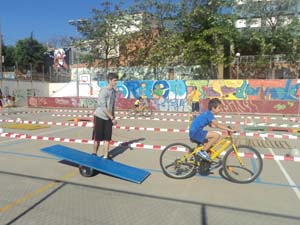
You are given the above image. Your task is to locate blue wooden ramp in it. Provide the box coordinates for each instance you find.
[41,144,150,184]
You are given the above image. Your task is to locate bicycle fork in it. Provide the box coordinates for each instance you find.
[226,144,245,175]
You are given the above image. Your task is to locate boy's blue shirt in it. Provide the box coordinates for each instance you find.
[189,110,215,138]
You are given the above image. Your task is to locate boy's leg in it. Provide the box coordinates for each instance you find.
[192,102,200,118]
[203,131,220,152]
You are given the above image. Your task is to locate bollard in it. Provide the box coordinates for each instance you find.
[74,117,79,125]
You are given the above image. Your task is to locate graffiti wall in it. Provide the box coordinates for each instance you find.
[28,97,80,108]
[27,79,300,114]
[100,79,300,101]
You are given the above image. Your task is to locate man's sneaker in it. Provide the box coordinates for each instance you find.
[197,150,211,161]
[103,155,114,161]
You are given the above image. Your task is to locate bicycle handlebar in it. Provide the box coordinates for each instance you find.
[227,126,237,135]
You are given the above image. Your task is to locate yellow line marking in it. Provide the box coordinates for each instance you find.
[0,170,77,213]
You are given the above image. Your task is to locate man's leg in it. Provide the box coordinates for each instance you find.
[202,131,220,152]
[93,141,100,155]
[102,140,110,158]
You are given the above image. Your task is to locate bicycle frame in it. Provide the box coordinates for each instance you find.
[136,104,146,112]
[184,132,244,166]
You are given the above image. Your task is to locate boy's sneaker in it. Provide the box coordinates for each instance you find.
[197,151,211,161]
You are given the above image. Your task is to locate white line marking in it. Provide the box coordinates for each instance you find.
[0,126,76,144]
[263,137,300,201]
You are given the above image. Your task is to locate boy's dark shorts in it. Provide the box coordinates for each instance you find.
[190,130,208,144]
[192,102,200,112]
[92,116,113,142]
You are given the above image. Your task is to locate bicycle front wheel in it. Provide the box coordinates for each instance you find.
[223,145,263,183]
[160,143,197,179]
[142,107,152,117]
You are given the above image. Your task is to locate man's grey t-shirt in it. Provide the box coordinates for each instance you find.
[94,87,116,120]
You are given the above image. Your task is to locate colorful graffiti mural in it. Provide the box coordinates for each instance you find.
[28,79,300,114]
[97,79,300,101]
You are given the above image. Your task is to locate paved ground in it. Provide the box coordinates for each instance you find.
[0,107,300,225]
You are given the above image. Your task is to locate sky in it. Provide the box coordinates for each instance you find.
[0,0,127,46]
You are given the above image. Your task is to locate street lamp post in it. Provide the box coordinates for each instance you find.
[68,19,89,98]
[68,20,81,98]
[235,52,240,79]
[0,21,3,79]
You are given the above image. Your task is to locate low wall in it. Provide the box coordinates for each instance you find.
[28,97,300,115]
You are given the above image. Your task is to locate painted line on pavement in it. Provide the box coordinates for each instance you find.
[0,170,77,213]
[263,137,300,201]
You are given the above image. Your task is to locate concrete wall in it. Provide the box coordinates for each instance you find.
[0,80,49,106]
[3,79,300,115]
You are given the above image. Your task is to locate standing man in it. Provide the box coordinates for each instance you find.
[92,73,118,159]
[188,86,201,119]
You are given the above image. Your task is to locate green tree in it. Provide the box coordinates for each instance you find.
[3,45,16,69]
[174,0,237,78]
[14,34,46,73]
[128,0,181,68]
[234,0,300,78]
[70,0,128,74]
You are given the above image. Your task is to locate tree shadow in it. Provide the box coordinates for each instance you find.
[109,138,146,159]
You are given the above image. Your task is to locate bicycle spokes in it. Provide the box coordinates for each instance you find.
[160,143,197,179]
[223,145,263,183]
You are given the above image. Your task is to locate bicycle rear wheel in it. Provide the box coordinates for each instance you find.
[127,109,137,117]
[160,143,197,179]
[142,107,152,117]
[223,145,263,183]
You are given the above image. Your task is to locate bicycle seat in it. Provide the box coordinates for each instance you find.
[190,138,203,146]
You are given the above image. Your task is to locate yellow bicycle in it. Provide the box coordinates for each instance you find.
[159,129,263,183]
[128,102,152,117]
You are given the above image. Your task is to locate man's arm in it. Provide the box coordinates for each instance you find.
[98,90,114,120]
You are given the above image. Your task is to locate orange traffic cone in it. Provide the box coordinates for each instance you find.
[74,117,79,126]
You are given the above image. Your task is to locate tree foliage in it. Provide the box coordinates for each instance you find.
[14,34,46,73]
[70,0,300,78]
[2,45,15,68]
[235,0,300,59]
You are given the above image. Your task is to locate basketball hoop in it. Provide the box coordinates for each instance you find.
[79,74,90,84]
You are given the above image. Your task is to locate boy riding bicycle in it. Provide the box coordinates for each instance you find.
[189,98,236,161]
[134,97,144,110]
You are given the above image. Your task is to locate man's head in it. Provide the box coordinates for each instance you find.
[107,73,118,81]
[208,98,222,114]
[107,73,118,87]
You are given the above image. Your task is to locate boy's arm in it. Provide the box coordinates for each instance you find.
[211,120,236,132]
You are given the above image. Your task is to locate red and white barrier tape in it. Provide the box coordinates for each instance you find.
[0,119,93,127]
[1,109,51,116]
[51,113,300,125]
[53,109,300,121]
[1,118,300,139]
[0,132,299,162]
[51,114,190,122]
